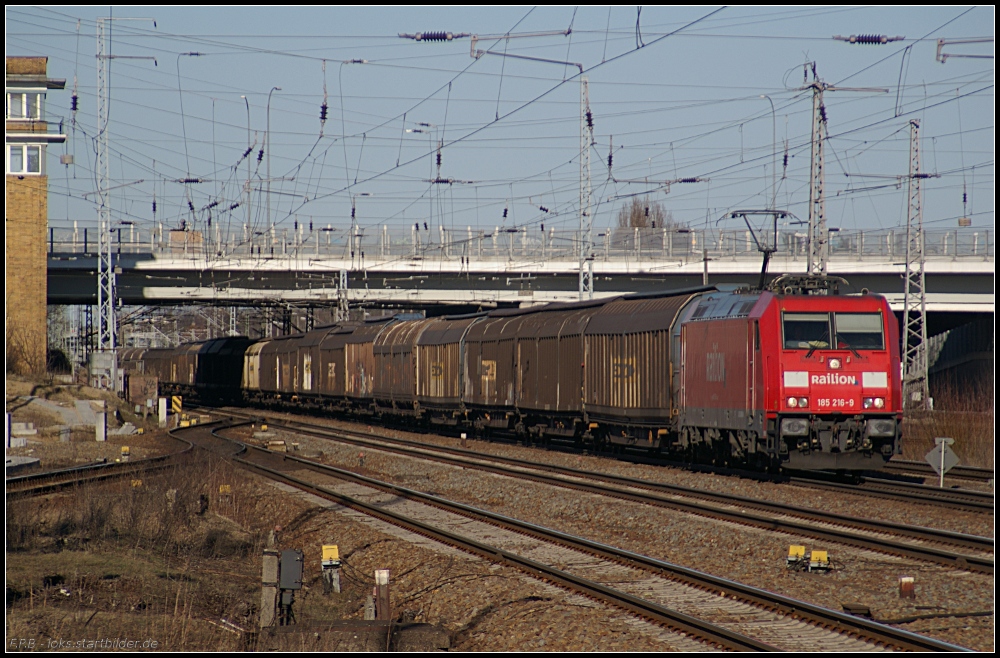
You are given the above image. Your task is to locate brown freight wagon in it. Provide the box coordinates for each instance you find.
[317,323,360,400]
[462,310,528,414]
[294,325,339,397]
[373,319,434,413]
[582,294,701,429]
[415,315,483,420]
[242,340,269,393]
[344,317,394,402]
[515,301,607,420]
[257,334,306,395]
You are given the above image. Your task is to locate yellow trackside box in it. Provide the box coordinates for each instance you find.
[322,545,339,561]
[809,550,829,571]
[121,446,130,456]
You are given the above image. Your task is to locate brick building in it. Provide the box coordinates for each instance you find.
[6,57,65,374]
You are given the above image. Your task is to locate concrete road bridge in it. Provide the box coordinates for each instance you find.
[48,225,993,327]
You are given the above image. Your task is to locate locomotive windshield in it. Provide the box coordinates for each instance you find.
[782,313,830,349]
[834,312,884,350]
[783,312,885,350]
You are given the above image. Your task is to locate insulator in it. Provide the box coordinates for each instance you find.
[180,219,187,231]
[819,104,828,123]
[503,207,508,218]
[152,201,157,214]
[540,224,545,232]
[539,206,548,213]
[361,251,364,259]
[243,146,253,159]
[207,201,219,209]
[607,153,613,169]
[423,222,428,231]
[644,207,649,217]
[415,222,419,231]
[585,110,594,130]
[309,221,313,231]
[417,31,452,42]
[849,34,890,45]
[351,207,356,219]
[71,94,78,112]
[229,203,240,211]
[207,216,212,227]
[320,103,328,122]
[257,149,264,164]
[187,201,195,213]
[436,152,442,167]
[294,221,298,230]
[651,220,656,229]
[783,153,789,168]
[963,192,967,204]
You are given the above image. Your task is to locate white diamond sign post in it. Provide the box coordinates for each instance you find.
[925,437,960,489]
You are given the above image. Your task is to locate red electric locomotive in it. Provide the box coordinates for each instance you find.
[677,275,902,470]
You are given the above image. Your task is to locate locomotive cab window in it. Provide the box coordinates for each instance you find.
[782,313,830,349]
[834,313,884,350]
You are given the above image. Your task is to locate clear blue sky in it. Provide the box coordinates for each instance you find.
[7,6,994,243]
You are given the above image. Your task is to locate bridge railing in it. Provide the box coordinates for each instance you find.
[48,225,994,264]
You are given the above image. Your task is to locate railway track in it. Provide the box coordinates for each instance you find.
[5,433,195,498]
[180,420,968,652]
[792,475,994,513]
[882,459,995,484]
[228,414,992,576]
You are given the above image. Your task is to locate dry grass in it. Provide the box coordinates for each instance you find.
[903,379,994,468]
[5,457,316,651]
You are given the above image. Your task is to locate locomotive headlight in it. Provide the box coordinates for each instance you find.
[787,396,798,408]
[863,397,886,409]
[828,358,842,369]
[798,397,809,408]
[874,397,885,409]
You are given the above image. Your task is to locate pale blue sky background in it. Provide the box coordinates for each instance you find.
[7,6,995,243]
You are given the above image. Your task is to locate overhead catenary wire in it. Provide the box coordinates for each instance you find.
[10,7,992,246]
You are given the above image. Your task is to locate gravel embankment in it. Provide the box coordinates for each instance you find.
[236,417,994,651]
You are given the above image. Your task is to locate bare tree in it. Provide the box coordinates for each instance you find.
[612,196,685,251]
[616,196,677,229]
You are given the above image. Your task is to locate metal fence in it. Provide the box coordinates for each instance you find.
[48,224,994,264]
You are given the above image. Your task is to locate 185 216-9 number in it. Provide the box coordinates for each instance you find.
[816,398,855,409]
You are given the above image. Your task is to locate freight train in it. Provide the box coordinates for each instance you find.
[121,277,902,471]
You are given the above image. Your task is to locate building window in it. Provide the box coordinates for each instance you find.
[6,92,44,120]
[7,145,43,175]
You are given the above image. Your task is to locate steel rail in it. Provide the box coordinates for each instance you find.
[883,460,994,483]
[232,415,992,573]
[5,429,201,498]
[219,429,970,653]
[180,425,776,651]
